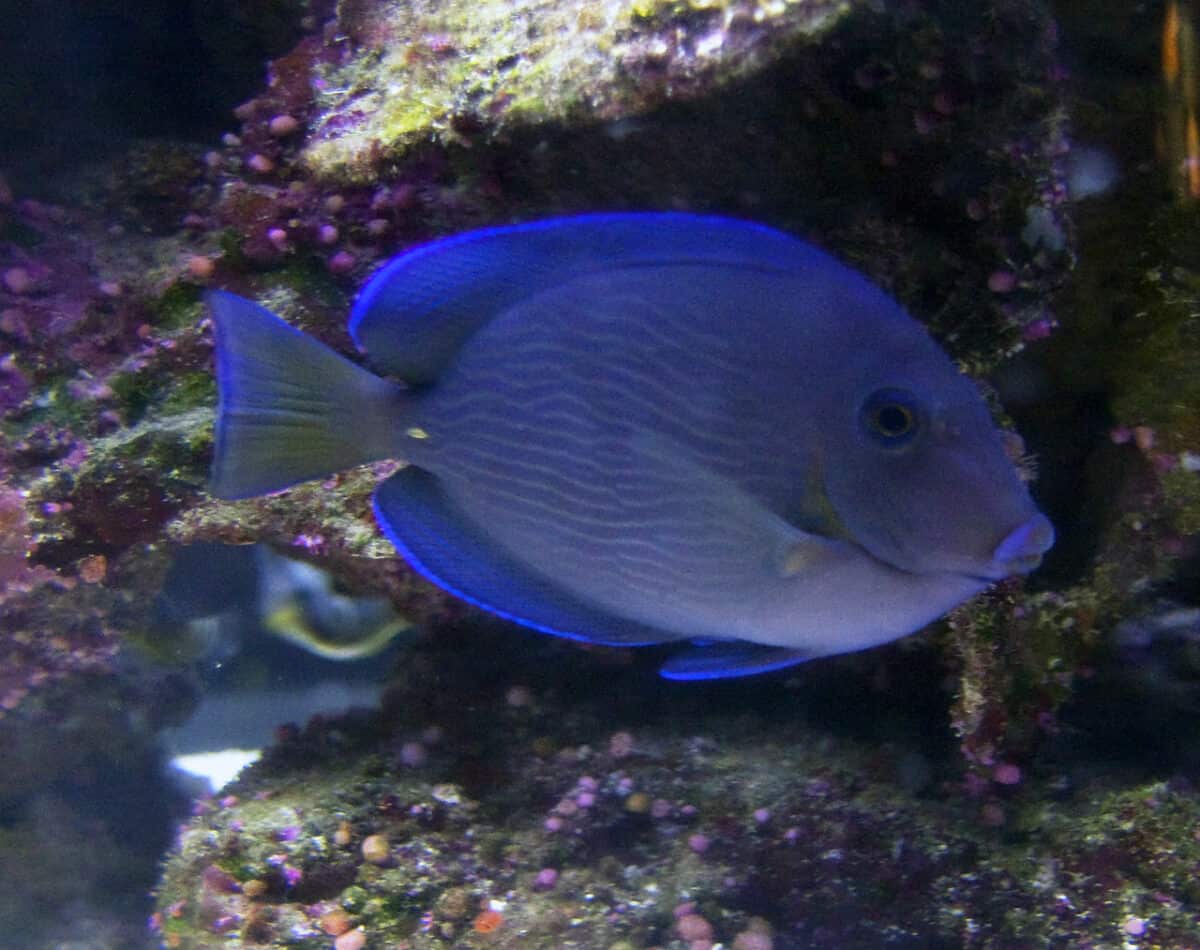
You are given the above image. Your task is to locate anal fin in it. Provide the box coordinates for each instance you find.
[373,467,684,648]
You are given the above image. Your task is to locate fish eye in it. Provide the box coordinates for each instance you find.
[860,388,922,447]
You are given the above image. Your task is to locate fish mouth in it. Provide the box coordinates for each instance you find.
[982,512,1055,579]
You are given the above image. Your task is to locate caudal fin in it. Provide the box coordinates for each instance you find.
[209,290,407,499]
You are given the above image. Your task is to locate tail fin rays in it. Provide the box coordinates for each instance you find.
[209,291,407,499]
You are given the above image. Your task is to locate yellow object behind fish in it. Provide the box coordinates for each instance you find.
[262,601,410,661]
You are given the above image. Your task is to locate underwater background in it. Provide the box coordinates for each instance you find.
[2,0,1200,947]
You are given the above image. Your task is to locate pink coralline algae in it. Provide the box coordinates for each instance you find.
[688,832,712,854]
[3,266,33,295]
[327,249,357,275]
[398,740,428,767]
[0,486,36,591]
[0,355,30,415]
[334,929,367,950]
[676,912,715,942]
[608,730,635,758]
[1022,315,1057,341]
[987,269,1019,293]
[202,865,241,894]
[0,199,164,416]
[268,114,301,137]
[0,181,226,719]
[732,928,774,950]
[186,255,216,279]
[247,153,276,174]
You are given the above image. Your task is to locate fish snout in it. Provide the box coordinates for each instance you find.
[990,512,1055,576]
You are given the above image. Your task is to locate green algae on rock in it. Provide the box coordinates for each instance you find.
[2,0,1080,669]
[302,0,858,182]
[152,624,1200,948]
[0,2,1197,944]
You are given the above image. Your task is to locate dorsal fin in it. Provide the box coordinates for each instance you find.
[348,212,824,382]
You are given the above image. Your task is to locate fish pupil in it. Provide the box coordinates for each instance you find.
[860,388,920,446]
[875,404,912,436]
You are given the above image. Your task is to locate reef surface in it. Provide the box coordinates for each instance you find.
[0,0,1198,946]
[153,626,1200,949]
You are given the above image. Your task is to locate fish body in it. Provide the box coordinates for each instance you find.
[209,213,1053,679]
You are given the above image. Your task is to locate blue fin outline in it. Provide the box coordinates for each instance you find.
[660,642,814,680]
[348,212,837,382]
[372,467,686,648]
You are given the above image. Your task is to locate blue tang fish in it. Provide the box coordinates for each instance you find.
[208,213,1054,680]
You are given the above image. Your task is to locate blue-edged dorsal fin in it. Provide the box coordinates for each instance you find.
[349,212,822,383]
[208,291,408,500]
[372,466,685,648]
[660,641,815,680]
